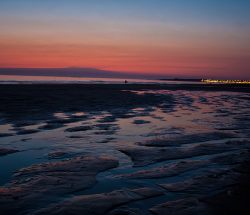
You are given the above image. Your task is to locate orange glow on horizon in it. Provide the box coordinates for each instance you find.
[1,38,249,78]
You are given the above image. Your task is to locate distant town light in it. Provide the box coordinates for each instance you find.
[201,79,250,84]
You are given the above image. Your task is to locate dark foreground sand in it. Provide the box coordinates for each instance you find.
[0,83,250,214]
[0,83,249,121]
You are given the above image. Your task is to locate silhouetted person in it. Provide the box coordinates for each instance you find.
[124,80,128,84]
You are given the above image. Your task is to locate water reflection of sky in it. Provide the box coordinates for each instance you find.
[0,90,249,185]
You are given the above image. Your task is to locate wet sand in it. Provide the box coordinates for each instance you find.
[0,83,250,214]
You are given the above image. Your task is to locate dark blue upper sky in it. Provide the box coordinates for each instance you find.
[1,0,249,24]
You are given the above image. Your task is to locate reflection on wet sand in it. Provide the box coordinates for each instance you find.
[0,85,250,214]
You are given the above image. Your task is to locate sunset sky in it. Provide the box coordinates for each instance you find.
[0,0,249,78]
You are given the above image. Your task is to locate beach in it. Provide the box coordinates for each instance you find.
[0,83,250,214]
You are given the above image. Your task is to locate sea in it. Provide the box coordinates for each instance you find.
[0,75,201,85]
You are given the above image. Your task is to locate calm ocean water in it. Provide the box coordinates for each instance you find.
[0,75,201,85]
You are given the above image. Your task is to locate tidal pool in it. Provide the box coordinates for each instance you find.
[0,88,250,214]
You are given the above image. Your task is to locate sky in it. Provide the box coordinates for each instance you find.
[0,0,250,79]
